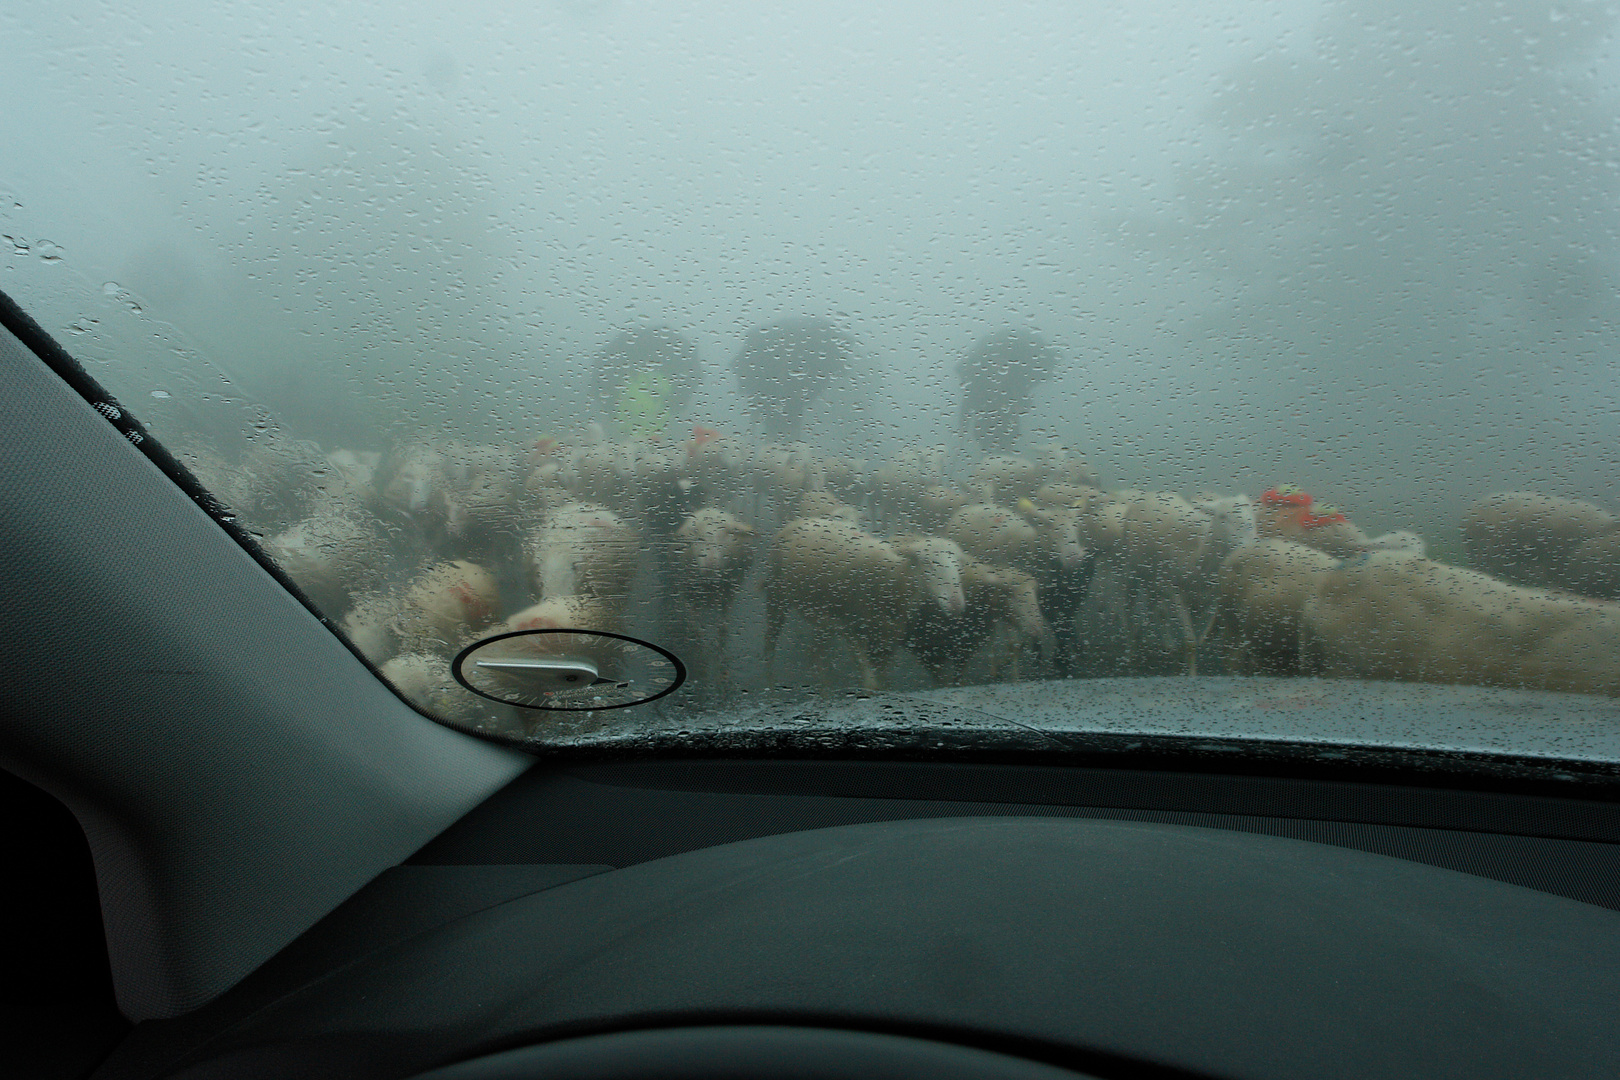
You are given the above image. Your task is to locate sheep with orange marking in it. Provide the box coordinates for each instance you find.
[764,517,966,690]
[1258,486,1424,558]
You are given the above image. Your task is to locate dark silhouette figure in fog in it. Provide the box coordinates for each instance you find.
[732,317,857,441]
[958,329,1061,453]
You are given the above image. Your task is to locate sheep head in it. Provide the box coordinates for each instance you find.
[895,536,967,615]
[1015,498,1089,568]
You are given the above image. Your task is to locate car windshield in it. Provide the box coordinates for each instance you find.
[6,0,1620,770]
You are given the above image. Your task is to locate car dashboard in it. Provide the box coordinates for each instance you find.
[55,755,1620,1080]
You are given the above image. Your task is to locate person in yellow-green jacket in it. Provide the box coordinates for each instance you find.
[592,327,699,441]
[615,368,673,442]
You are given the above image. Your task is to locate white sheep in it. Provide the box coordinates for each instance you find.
[1301,550,1620,697]
[796,489,861,525]
[754,442,824,498]
[872,445,949,530]
[880,482,972,533]
[968,455,1039,505]
[524,500,642,603]
[338,559,502,665]
[227,433,333,530]
[1567,531,1620,600]
[380,444,450,519]
[683,427,750,504]
[820,456,875,502]
[1032,483,1103,511]
[321,449,384,510]
[264,494,392,615]
[764,517,966,689]
[1117,492,1258,675]
[1067,488,1146,554]
[904,560,1055,686]
[669,508,758,679]
[1215,539,1337,676]
[945,501,1088,574]
[380,652,494,725]
[1462,491,1619,594]
[441,443,522,532]
[1029,444,1100,490]
[559,440,633,506]
[946,499,1090,675]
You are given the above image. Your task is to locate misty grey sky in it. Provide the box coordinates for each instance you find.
[3,0,1618,537]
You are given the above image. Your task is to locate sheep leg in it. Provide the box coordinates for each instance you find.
[1123,578,1150,674]
[988,623,1021,683]
[1194,603,1222,662]
[763,585,787,684]
[806,622,839,688]
[1172,592,1198,676]
[852,645,884,691]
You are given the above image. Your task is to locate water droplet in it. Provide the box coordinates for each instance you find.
[35,240,63,262]
[102,281,120,296]
[5,235,28,256]
[67,317,98,335]
[150,390,171,399]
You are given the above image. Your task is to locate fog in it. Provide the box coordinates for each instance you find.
[4,0,1619,544]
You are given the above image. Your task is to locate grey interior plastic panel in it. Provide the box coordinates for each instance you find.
[0,322,531,1019]
[104,864,614,1080]
[147,817,1620,1080]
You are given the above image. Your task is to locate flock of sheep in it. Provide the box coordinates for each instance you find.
[179,426,1620,736]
